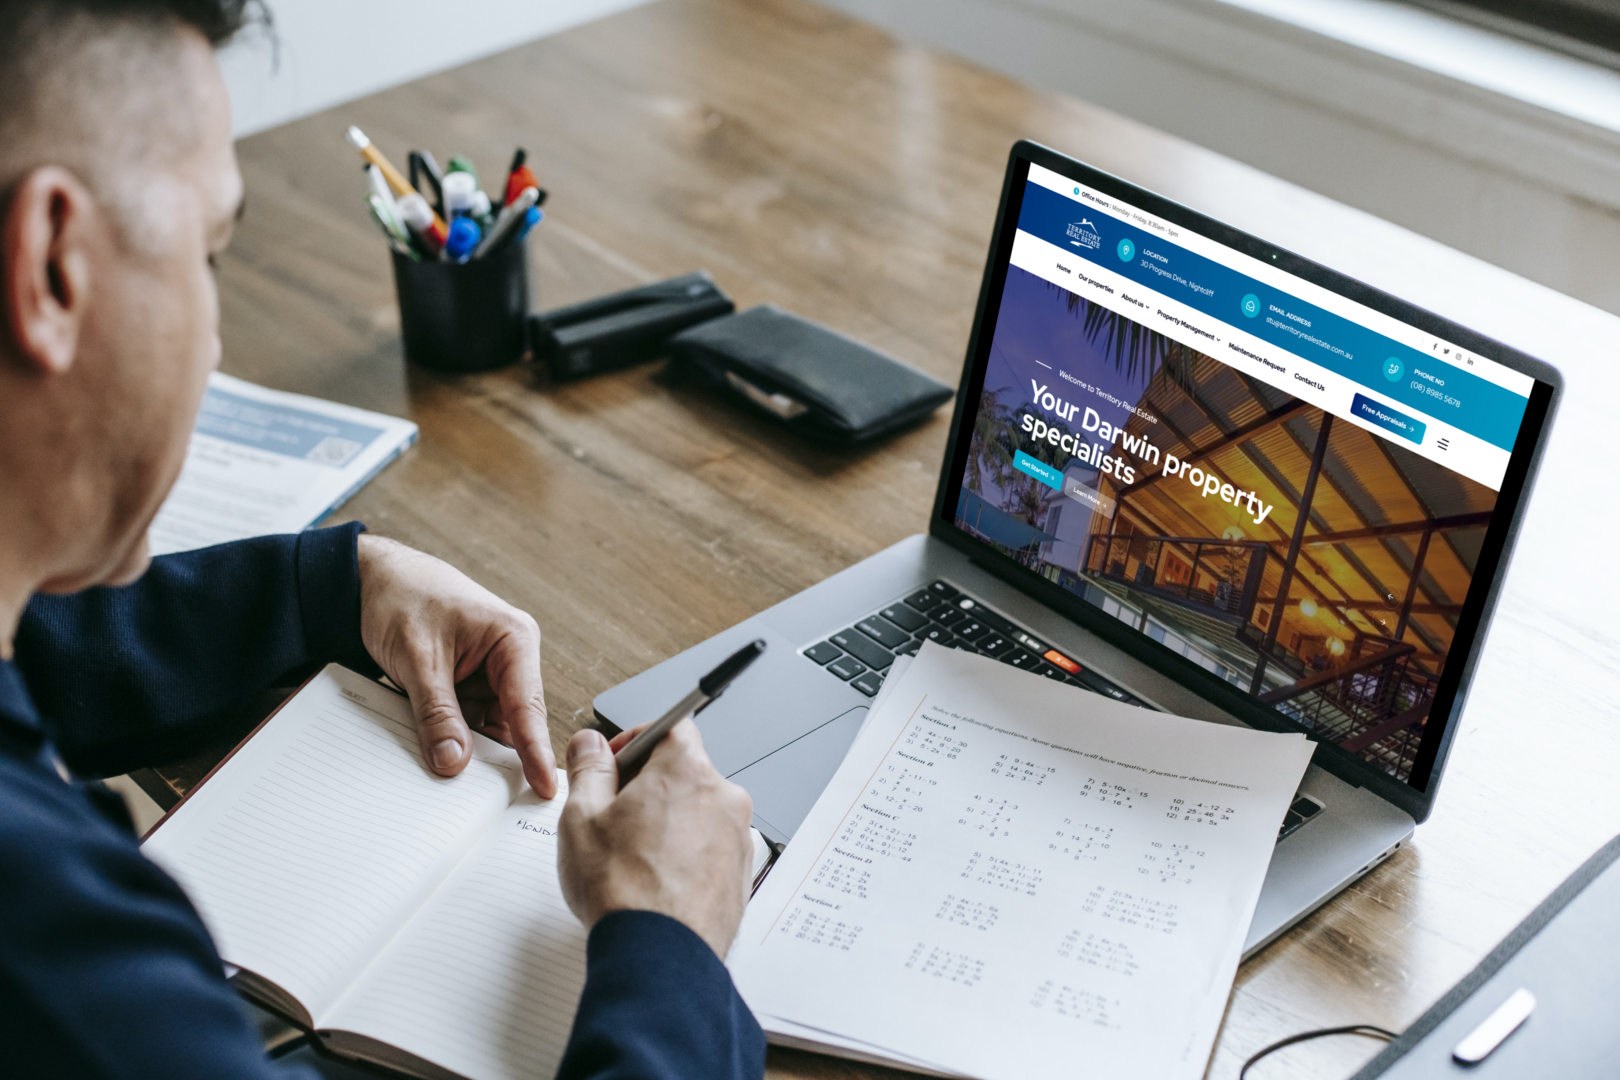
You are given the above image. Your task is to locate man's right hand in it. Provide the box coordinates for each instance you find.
[557,720,755,958]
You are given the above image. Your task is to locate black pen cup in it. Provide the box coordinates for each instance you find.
[390,239,529,372]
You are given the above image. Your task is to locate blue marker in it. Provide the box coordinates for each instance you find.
[517,206,541,240]
[444,216,481,262]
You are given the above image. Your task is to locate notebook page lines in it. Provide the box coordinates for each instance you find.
[325,795,587,1080]
[156,691,519,1019]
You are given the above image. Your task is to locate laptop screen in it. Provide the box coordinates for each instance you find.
[941,153,1555,796]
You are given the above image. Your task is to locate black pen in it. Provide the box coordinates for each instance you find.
[614,640,766,787]
[408,150,445,221]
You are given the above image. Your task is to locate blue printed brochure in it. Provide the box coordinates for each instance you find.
[148,373,418,556]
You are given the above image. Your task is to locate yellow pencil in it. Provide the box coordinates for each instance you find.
[346,126,448,234]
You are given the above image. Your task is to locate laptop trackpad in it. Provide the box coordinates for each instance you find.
[729,705,868,844]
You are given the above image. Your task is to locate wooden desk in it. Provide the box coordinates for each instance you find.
[167,0,1620,1075]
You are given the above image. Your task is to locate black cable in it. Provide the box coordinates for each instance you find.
[1239,1024,1398,1079]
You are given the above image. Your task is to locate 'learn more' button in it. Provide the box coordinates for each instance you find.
[1350,393,1426,445]
[1063,474,1118,517]
[1013,449,1064,489]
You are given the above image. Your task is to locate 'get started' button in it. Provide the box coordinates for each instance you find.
[1350,393,1426,445]
[1013,449,1064,489]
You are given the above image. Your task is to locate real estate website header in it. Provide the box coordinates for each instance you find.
[1021,165,1533,464]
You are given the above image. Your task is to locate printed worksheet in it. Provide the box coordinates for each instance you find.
[729,643,1313,1080]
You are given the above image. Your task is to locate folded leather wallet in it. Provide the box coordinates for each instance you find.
[669,305,954,442]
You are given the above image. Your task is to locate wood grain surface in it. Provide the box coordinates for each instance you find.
[192,0,1620,1076]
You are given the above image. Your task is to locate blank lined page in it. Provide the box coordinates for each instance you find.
[142,665,524,1021]
[324,784,588,1080]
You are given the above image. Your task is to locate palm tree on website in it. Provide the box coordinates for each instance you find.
[1048,282,1199,391]
[967,385,1018,494]
[1011,470,1052,524]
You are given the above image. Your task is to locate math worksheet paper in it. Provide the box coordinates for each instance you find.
[729,643,1313,1080]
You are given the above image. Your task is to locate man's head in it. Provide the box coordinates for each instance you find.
[0,1,251,607]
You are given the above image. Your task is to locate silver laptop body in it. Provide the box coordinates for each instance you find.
[596,142,1560,958]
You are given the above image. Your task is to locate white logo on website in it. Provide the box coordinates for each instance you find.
[1066,219,1101,250]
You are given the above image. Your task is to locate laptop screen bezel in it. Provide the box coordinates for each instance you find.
[928,140,1561,824]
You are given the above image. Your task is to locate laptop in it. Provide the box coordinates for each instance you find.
[595,140,1562,957]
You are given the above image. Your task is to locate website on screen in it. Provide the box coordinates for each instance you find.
[953,164,1535,784]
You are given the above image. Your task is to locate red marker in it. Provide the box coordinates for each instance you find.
[503,148,527,208]
[503,147,546,210]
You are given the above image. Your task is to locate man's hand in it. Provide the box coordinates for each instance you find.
[558,721,754,958]
[357,535,556,798]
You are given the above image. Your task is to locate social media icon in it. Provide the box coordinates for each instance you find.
[1240,293,1260,318]
[1117,238,1136,262]
[1383,357,1404,382]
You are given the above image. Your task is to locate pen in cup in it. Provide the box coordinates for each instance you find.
[471,186,540,260]
[408,149,445,221]
[346,126,447,236]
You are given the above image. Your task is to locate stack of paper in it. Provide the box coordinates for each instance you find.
[149,373,418,556]
[728,642,1313,1079]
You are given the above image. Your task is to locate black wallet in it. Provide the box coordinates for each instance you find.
[669,305,954,442]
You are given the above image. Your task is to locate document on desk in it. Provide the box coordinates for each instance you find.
[147,373,418,556]
[729,642,1314,1080]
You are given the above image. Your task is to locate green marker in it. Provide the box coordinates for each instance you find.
[367,194,418,259]
[446,154,479,188]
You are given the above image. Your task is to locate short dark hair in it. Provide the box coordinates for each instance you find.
[0,0,267,248]
[149,0,259,45]
[0,0,262,48]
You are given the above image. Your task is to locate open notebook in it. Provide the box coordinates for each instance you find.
[142,664,770,1080]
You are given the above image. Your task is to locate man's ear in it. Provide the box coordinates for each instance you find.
[1,166,97,375]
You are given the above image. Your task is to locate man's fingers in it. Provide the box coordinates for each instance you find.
[412,693,473,775]
[454,671,497,701]
[564,729,618,816]
[484,622,555,798]
[521,736,558,800]
[398,656,472,776]
[663,715,710,759]
[607,723,650,754]
[461,697,496,731]
[642,718,715,781]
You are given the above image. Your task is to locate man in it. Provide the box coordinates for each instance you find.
[0,2,764,1077]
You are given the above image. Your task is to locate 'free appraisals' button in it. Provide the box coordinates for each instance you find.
[1350,393,1426,444]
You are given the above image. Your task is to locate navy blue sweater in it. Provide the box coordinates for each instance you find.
[0,525,764,1080]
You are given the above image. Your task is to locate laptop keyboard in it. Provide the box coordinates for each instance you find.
[1277,795,1325,841]
[802,579,1141,703]
[800,578,1326,846]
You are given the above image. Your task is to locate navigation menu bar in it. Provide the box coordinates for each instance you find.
[1007,229,1511,490]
